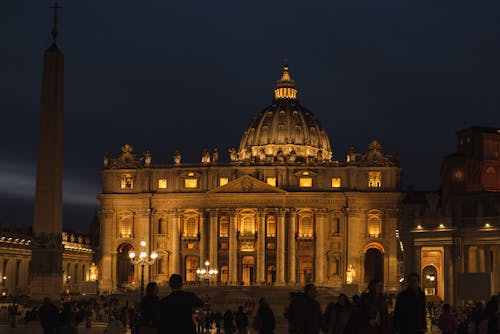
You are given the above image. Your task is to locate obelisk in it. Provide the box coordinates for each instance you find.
[30,2,64,301]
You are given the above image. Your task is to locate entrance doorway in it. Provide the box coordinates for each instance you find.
[185,256,198,282]
[299,256,313,285]
[116,243,134,288]
[241,256,255,286]
[422,265,438,296]
[266,265,276,285]
[364,248,383,283]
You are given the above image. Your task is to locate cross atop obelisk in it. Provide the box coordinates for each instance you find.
[50,1,63,43]
[30,0,65,301]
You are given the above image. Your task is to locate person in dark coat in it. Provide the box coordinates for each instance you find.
[284,292,301,333]
[393,273,426,334]
[223,309,235,334]
[235,305,249,333]
[39,298,60,334]
[158,274,203,334]
[295,284,322,334]
[138,282,160,333]
[358,279,390,334]
[255,297,275,334]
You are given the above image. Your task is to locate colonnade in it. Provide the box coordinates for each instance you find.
[166,208,328,286]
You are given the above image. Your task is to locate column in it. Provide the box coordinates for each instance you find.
[444,245,454,305]
[257,210,266,284]
[199,211,207,264]
[414,246,421,276]
[170,211,181,275]
[315,210,326,286]
[276,210,286,285]
[208,210,218,271]
[229,210,238,285]
[288,209,297,285]
[99,209,114,291]
[477,246,486,272]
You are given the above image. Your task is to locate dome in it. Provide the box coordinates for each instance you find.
[237,65,332,164]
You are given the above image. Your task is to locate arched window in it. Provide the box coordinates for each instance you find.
[367,211,382,238]
[185,217,198,237]
[299,216,313,237]
[266,217,276,237]
[241,216,254,236]
[219,217,229,237]
[120,216,133,238]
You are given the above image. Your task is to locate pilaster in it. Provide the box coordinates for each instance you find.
[315,209,327,286]
[276,209,286,285]
[257,209,266,284]
[288,209,297,285]
[229,210,238,285]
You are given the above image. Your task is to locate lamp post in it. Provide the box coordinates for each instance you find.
[196,260,218,285]
[129,240,158,297]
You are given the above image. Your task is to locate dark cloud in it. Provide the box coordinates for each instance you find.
[1,0,499,232]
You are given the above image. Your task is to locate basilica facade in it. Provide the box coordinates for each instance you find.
[98,66,403,292]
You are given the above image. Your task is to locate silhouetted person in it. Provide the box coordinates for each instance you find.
[235,305,249,333]
[39,297,59,334]
[438,304,457,334]
[214,311,222,333]
[138,282,160,333]
[56,302,78,334]
[158,274,203,334]
[294,284,321,334]
[223,309,235,334]
[254,297,275,334]
[284,292,300,333]
[358,279,390,334]
[393,273,426,334]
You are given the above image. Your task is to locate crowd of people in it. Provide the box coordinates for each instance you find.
[1,272,498,333]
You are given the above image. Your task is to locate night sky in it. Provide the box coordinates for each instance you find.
[1,0,499,233]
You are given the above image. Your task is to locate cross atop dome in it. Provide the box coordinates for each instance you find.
[274,62,297,100]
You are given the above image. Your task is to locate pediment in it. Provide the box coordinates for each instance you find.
[209,175,287,194]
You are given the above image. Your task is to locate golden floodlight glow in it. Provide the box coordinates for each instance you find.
[274,65,297,100]
[331,178,341,188]
[158,178,167,189]
[299,177,313,188]
[185,178,198,188]
[219,177,229,186]
[266,177,277,187]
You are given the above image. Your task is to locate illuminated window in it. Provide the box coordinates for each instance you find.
[367,211,382,238]
[454,169,464,181]
[266,217,276,237]
[368,171,382,188]
[120,174,134,189]
[120,217,133,238]
[299,177,313,188]
[186,242,196,250]
[158,178,167,189]
[267,177,277,186]
[185,217,198,237]
[185,178,198,188]
[299,216,313,237]
[331,178,341,188]
[219,177,229,186]
[241,216,254,236]
[219,217,229,237]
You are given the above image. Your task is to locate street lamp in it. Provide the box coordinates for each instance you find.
[196,260,218,285]
[129,240,158,297]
